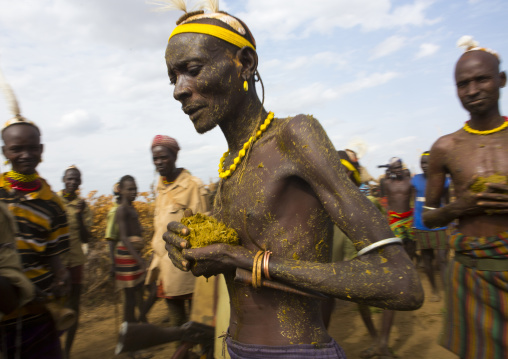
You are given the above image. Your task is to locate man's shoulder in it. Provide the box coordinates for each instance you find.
[179,170,204,188]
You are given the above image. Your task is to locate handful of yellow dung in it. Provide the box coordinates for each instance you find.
[470,174,508,193]
[181,213,239,248]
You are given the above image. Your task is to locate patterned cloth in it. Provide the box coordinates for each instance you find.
[114,240,145,290]
[226,337,347,359]
[57,191,92,267]
[388,210,414,242]
[0,312,63,359]
[151,135,180,155]
[0,174,69,296]
[442,231,508,358]
[414,228,448,250]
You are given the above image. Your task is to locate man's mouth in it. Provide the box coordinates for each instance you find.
[183,105,205,117]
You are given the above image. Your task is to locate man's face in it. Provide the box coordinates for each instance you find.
[152,146,176,178]
[120,179,137,203]
[2,125,42,174]
[63,169,81,193]
[389,162,403,178]
[420,156,429,175]
[455,51,506,116]
[166,33,243,134]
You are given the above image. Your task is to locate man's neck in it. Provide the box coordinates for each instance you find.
[468,107,503,131]
[219,98,267,152]
[163,168,182,183]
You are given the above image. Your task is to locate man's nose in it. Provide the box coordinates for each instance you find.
[173,76,192,102]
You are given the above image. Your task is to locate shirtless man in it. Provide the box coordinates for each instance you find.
[115,175,145,323]
[161,4,423,358]
[383,158,416,260]
[423,37,508,359]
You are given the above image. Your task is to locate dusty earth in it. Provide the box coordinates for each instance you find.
[69,269,456,359]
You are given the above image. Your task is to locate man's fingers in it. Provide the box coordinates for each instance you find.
[163,231,189,249]
[167,221,190,237]
[183,209,194,218]
[477,200,508,208]
[165,244,189,271]
[486,182,508,192]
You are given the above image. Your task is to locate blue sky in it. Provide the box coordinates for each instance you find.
[0,0,507,195]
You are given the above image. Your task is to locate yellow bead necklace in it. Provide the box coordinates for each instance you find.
[463,116,508,135]
[218,112,274,179]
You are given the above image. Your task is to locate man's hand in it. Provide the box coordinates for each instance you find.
[182,243,252,278]
[76,199,86,214]
[163,221,192,272]
[476,183,508,214]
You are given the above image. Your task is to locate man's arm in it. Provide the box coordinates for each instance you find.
[116,207,145,270]
[166,116,423,310]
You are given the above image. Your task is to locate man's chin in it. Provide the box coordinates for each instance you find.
[193,121,217,134]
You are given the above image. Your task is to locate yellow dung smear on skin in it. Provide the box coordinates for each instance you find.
[470,174,508,193]
[181,213,239,248]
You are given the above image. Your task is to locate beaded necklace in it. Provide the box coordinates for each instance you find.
[162,177,174,185]
[463,116,508,135]
[218,112,274,179]
[5,170,41,192]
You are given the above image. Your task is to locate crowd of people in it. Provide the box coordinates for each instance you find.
[0,1,507,359]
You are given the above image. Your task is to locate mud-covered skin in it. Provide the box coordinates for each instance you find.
[383,162,413,214]
[164,29,423,346]
[424,51,508,236]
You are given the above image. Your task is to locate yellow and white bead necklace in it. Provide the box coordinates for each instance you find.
[218,112,274,179]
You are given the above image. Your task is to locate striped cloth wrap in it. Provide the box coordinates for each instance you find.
[442,231,508,358]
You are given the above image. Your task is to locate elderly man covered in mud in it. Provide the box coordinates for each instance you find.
[161,2,423,358]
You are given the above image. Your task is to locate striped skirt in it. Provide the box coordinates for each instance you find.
[414,228,448,250]
[115,244,145,290]
[442,258,508,358]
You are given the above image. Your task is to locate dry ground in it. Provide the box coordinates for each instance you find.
[69,269,456,359]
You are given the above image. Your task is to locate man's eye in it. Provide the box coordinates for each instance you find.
[188,66,202,76]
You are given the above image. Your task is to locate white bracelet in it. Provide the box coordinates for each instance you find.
[423,206,437,210]
[357,237,403,256]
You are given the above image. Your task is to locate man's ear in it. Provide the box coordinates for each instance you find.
[237,46,258,82]
[500,71,506,88]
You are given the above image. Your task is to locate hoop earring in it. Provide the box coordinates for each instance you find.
[243,80,248,92]
[4,159,9,165]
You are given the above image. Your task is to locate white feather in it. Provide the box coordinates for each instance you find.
[147,0,188,12]
[346,138,368,159]
[196,0,219,13]
[457,35,478,51]
[0,66,21,117]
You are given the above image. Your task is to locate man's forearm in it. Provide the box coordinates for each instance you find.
[422,201,462,228]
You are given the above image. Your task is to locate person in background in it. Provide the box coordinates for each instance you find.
[424,36,508,359]
[411,152,449,302]
[115,175,145,323]
[57,165,92,358]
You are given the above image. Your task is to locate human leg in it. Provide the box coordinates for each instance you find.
[165,298,188,326]
[139,282,158,323]
[64,283,82,358]
[124,288,137,323]
[421,249,440,301]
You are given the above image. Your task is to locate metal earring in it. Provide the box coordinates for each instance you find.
[3,159,9,165]
[243,80,248,92]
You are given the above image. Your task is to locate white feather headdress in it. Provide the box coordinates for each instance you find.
[0,65,38,132]
[147,0,189,13]
[457,35,500,61]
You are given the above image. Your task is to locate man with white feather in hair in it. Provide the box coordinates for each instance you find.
[159,1,423,358]
[423,36,508,359]
[0,68,70,358]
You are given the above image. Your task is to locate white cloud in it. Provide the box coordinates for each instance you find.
[415,43,440,59]
[239,0,437,41]
[55,109,103,136]
[270,72,399,113]
[371,36,407,59]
